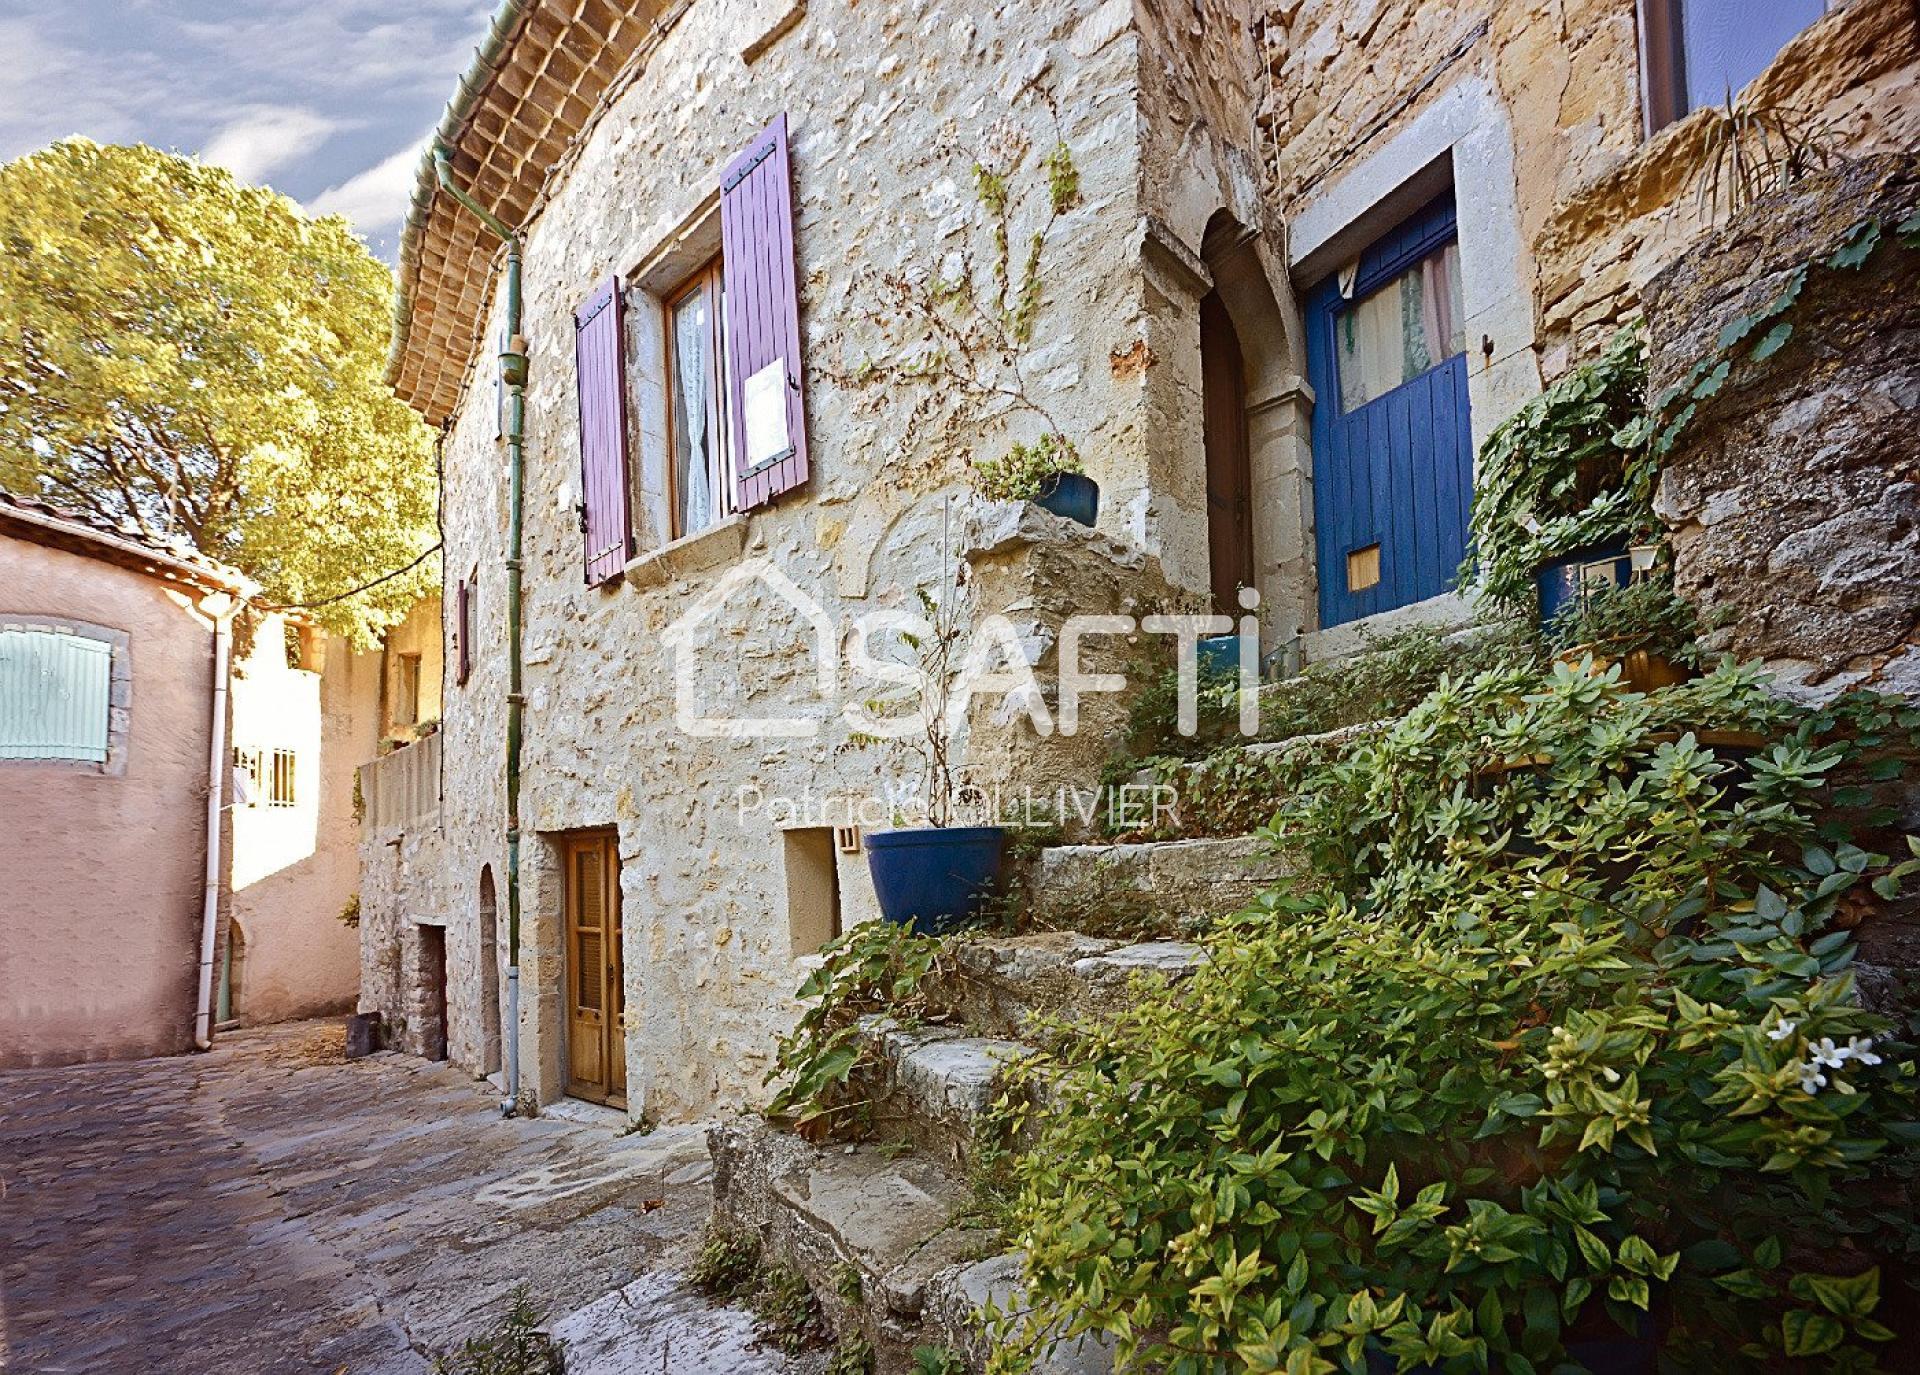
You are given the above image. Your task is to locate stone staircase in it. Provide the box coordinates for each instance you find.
[706,734,1346,1372]
[707,927,1225,1371]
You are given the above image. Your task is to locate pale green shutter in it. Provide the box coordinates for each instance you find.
[0,629,113,762]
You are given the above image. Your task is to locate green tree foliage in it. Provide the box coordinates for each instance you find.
[0,139,436,642]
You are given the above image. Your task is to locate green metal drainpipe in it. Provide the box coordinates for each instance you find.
[432,144,529,1114]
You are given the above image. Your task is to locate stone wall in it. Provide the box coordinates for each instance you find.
[1644,156,1920,699]
[1258,0,1920,374]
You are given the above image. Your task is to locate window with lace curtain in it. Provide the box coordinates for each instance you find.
[664,257,736,539]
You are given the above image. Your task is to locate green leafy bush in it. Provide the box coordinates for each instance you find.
[756,1263,830,1354]
[970,431,1082,503]
[1121,621,1542,770]
[990,661,1920,1373]
[432,1287,566,1375]
[913,1345,970,1375]
[1257,620,1541,748]
[1110,622,1542,841]
[827,1332,875,1375]
[766,921,952,1139]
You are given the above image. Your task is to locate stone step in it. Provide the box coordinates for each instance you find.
[1023,833,1295,938]
[1131,719,1385,840]
[708,1118,1108,1374]
[929,931,1206,1041]
[853,1018,1033,1172]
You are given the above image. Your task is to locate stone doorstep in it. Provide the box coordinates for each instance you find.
[551,1268,803,1375]
[708,1120,1111,1374]
[1123,721,1389,834]
[924,1252,1115,1375]
[855,1017,1035,1170]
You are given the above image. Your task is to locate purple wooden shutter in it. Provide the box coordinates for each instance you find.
[454,579,471,685]
[721,114,809,510]
[574,276,633,585]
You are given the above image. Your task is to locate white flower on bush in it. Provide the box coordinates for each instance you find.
[1809,1037,1849,1070]
[1845,1036,1882,1066]
[1789,1035,1883,1095]
[1765,1019,1797,1043]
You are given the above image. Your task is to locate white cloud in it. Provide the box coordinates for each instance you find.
[201,106,338,183]
[0,19,159,159]
[307,136,428,236]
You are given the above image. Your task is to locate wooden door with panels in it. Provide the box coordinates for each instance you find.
[563,832,626,1105]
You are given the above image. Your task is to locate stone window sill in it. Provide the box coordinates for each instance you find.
[623,514,749,591]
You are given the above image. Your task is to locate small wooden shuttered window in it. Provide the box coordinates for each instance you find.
[573,276,635,585]
[720,113,810,510]
[453,578,471,685]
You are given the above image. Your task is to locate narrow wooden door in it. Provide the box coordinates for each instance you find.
[564,833,625,1105]
[1201,289,1255,617]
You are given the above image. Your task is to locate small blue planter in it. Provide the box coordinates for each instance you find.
[1536,542,1631,626]
[1035,472,1099,527]
[1197,634,1241,677]
[865,826,1007,936]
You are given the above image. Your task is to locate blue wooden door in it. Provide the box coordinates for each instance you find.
[1306,195,1473,628]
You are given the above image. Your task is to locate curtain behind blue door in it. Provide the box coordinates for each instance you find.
[1307,194,1474,629]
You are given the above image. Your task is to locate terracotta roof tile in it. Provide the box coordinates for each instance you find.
[0,489,253,592]
[387,0,677,426]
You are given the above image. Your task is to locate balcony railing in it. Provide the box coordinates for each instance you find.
[359,731,440,833]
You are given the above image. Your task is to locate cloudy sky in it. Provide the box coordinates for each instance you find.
[0,1,493,258]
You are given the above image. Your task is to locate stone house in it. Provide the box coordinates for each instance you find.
[355,597,457,1063]
[225,608,377,1028]
[368,0,1918,1121]
[0,493,367,1065]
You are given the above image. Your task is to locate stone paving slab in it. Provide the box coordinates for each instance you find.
[0,1020,799,1375]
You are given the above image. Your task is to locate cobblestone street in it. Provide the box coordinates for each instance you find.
[0,1021,799,1375]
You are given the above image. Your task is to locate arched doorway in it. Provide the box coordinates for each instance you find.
[1194,209,1312,641]
[1200,286,1254,615]
[478,865,501,1076]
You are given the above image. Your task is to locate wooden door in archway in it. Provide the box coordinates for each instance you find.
[563,833,625,1105]
[1201,288,1255,616]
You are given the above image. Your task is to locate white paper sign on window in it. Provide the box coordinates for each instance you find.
[743,357,791,470]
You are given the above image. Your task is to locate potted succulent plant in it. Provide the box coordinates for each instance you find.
[854,516,1006,935]
[969,432,1098,527]
[1545,568,1706,695]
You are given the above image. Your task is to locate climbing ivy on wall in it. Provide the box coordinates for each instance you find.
[1465,208,1920,614]
[821,92,1083,489]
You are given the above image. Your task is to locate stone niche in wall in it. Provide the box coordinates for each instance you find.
[1644,155,1920,702]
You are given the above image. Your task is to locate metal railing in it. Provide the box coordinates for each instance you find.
[359,731,440,833]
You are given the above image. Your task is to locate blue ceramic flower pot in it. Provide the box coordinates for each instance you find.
[1197,634,1241,677]
[1536,542,1631,626]
[1035,472,1099,527]
[865,826,1006,936]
